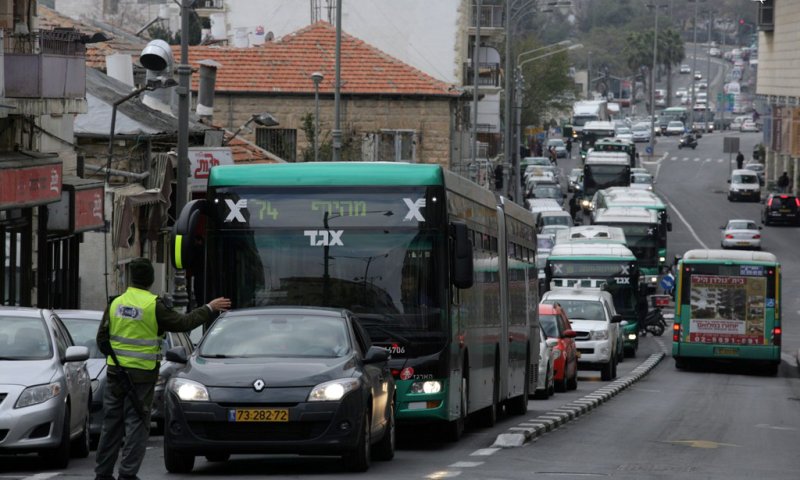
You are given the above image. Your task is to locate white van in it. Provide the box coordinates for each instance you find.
[728,169,761,202]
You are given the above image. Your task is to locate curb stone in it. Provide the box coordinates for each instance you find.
[492,352,665,448]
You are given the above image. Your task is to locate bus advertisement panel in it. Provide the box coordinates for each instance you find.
[688,274,766,345]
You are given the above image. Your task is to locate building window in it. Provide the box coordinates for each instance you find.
[255,128,297,161]
[379,130,416,162]
[758,0,774,32]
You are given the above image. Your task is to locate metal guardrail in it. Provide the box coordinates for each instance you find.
[463,62,501,87]
[2,29,85,56]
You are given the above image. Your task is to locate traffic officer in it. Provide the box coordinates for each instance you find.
[94,257,231,480]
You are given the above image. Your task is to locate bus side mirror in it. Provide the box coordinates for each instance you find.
[667,222,672,232]
[450,222,474,289]
[172,199,209,270]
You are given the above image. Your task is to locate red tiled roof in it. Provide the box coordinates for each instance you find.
[175,22,459,97]
[37,5,145,70]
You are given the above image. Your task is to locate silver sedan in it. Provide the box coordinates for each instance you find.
[720,219,762,250]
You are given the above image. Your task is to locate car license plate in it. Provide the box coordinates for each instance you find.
[780,208,790,213]
[714,347,739,356]
[736,241,750,246]
[228,408,289,422]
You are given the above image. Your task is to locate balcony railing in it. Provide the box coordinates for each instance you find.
[3,29,86,99]
[196,0,225,9]
[463,62,502,87]
[471,4,505,29]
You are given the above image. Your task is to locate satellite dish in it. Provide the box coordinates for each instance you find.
[266,31,274,41]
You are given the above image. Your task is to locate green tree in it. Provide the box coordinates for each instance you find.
[660,28,685,105]
[517,45,580,129]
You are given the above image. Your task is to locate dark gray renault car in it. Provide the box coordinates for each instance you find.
[163,307,395,473]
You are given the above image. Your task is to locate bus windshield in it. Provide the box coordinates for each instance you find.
[546,259,638,316]
[603,223,659,268]
[584,165,630,196]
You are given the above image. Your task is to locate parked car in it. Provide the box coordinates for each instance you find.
[538,303,578,392]
[162,307,395,473]
[56,310,105,447]
[532,324,555,399]
[0,307,91,467]
[720,219,762,250]
[743,162,765,185]
[762,193,800,226]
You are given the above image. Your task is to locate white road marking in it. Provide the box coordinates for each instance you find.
[21,474,60,480]
[693,158,700,162]
[718,159,724,163]
[426,471,462,478]
[671,156,678,161]
[755,423,797,431]
[781,352,796,364]
[449,462,484,468]
[663,197,709,249]
[682,157,689,161]
[470,448,501,456]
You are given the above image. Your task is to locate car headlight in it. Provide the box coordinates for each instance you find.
[155,375,167,389]
[308,378,360,402]
[409,380,442,394]
[170,378,210,402]
[91,379,100,393]
[591,329,609,340]
[15,382,61,408]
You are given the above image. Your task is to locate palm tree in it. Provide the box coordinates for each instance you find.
[659,28,685,106]
[624,31,654,114]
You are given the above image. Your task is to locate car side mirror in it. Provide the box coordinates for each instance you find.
[165,346,188,364]
[364,345,390,364]
[727,180,731,183]
[64,345,90,363]
[610,314,623,323]
[563,329,577,338]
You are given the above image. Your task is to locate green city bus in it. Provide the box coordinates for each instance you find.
[544,243,647,356]
[172,162,539,440]
[593,207,664,288]
[593,137,637,168]
[672,249,781,374]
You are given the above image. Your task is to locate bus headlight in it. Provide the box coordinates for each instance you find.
[650,276,658,284]
[409,380,442,394]
[627,333,638,340]
[659,256,666,263]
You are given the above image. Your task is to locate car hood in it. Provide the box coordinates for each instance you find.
[568,319,609,332]
[183,355,356,388]
[0,359,56,386]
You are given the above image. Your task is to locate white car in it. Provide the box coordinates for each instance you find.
[615,127,633,142]
[740,119,759,132]
[631,123,651,143]
[630,172,655,191]
[730,116,748,130]
[540,288,623,381]
[568,167,582,192]
[720,219,762,250]
[680,64,691,74]
[694,71,703,80]
[675,87,688,98]
[533,324,556,399]
[697,81,708,90]
[665,121,685,136]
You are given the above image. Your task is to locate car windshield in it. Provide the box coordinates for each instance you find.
[733,174,758,183]
[668,122,683,128]
[539,314,560,337]
[728,221,757,230]
[616,127,632,135]
[631,174,652,184]
[542,299,606,321]
[548,139,564,147]
[769,196,797,209]
[543,215,571,226]
[744,164,763,172]
[61,317,104,358]
[525,157,551,166]
[0,315,53,360]
[538,236,555,250]
[200,313,351,358]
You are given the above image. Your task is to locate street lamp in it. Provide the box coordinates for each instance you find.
[647,3,668,160]
[514,43,584,202]
[310,72,324,162]
[223,113,280,146]
[103,76,177,300]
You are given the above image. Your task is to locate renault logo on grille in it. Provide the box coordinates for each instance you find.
[253,379,266,392]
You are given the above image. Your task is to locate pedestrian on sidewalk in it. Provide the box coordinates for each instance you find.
[736,151,744,170]
[777,171,790,193]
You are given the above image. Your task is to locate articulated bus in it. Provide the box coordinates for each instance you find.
[672,249,781,374]
[592,207,664,287]
[544,243,647,355]
[172,162,539,440]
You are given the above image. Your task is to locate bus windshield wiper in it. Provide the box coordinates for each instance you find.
[201,353,230,358]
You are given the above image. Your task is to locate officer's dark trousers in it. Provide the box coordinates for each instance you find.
[94,372,154,480]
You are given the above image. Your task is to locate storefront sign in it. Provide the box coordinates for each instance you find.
[0,163,62,209]
[47,180,104,233]
[189,147,234,192]
[73,187,105,232]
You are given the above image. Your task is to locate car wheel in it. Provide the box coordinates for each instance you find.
[566,362,579,391]
[164,444,195,473]
[554,367,567,393]
[41,405,71,468]
[342,410,371,472]
[152,419,165,436]
[71,410,91,459]
[611,355,618,378]
[600,360,613,381]
[205,453,230,462]
[372,399,395,461]
[675,358,686,370]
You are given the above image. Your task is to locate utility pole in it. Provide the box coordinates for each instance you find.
[173,0,192,310]
[471,0,482,173]
[689,0,700,130]
[648,5,660,161]
[705,10,711,134]
[503,0,512,199]
[332,0,343,161]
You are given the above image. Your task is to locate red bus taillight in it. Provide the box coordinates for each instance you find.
[672,322,681,342]
[773,327,782,346]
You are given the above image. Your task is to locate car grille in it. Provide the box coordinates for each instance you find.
[574,330,591,341]
[578,347,594,356]
[188,421,328,442]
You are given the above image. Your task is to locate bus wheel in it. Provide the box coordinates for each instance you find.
[507,352,530,415]
[445,377,467,442]
[477,364,499,428]
[675,358,685,369]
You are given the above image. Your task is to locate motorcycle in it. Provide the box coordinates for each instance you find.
[678,134,698,150]
[639,308,667,337]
